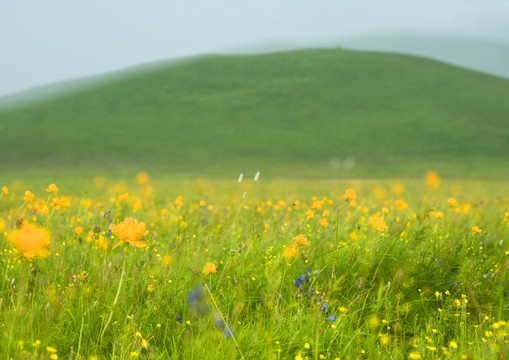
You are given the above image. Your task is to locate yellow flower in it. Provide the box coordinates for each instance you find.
[471,226,482,235]
[448,198,458,207]
[343,188,357,201]
[24,190,35,203]
[161,255,172,267]
[118,193,130,202]
[7,221,50,260]
[59,196,71,208]
[46,184,59,194]
[109,217,149,249]
[203,262,217,274]
[369,215,388,232]
[1,186,9,195]
[367,315,380,328]
[283,245,299,259]
[294,234,309,246]
[136,172,150,185]
[394,199,408,210]
[319,218,329,227]
[409,353,421,359]
[380,334,390,346]
[175,196,183,207]
[305,209,315,219]
[449,341,458,349]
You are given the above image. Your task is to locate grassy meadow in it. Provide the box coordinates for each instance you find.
[1,48,508,359]
[1,173,509,359]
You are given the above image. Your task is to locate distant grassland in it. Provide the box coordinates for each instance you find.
[1,48,508,179]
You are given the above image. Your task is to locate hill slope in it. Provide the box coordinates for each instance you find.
[1,48,508,178]
[341,36,509,79]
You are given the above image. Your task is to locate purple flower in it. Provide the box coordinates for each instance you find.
[294,274,309,288]
[327,315,336,321]
[175,314,183,323]
[187,285,209,315]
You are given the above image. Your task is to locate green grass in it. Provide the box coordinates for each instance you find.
[1,176,509,359]
[1,48,508,179]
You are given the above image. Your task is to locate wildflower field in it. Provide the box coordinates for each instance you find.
[1,173,509,360]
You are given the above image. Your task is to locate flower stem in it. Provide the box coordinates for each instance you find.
[99,258,126,344]
[40,194,52,219]
[203,281,245,360]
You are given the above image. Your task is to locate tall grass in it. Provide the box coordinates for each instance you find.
[0,175,508,359]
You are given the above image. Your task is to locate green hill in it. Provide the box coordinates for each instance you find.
[1,48,508,179]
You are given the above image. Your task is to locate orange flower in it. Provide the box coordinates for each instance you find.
[471,226,482,235]
[425,171,440,187]
[203,262,217,274]
[319,218,329,227]
[24,191,35,203]
[1,186,9,195]
[343,189,357,201]
[283,245,299,259]
[51,197,62,209]
[7,221,51,260]
[294,234,309,246]
[109,217,149,249]
[369,215,388,232]
[74,226,83,235]
[46,184,59,194]
[394,199,408,210]
[311,200,322,210]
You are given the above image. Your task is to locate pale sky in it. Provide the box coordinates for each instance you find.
[1,0,508,97]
